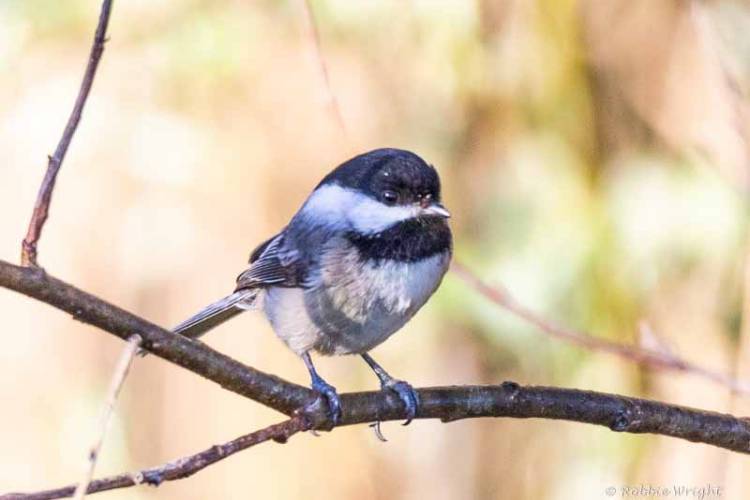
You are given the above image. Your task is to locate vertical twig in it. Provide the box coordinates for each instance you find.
[723,241,750,493]
[3,414,311,500]
[21,0,115,266]
[72,335,142,500]
[298,0,353,151]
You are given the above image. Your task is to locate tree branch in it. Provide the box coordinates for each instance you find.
[21,0,113,267]
[5,383,750,499]
[0,259,313,416]
[0,415,312,500]
[1,258,750,453]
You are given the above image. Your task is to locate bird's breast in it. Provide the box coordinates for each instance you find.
[305,238,451,354]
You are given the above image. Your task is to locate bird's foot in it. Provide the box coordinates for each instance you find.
[138,470,164,486]
[311,376,342,427]
[382,379,419,425]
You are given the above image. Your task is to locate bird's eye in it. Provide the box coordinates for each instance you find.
[381,190,398,204]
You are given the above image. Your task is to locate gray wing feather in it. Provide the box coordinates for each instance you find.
[236,233,300,290]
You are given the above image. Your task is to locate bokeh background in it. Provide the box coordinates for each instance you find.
[2,0,750,498]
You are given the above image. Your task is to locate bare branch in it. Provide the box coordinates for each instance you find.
[1,258,750,456]
[20,0,114,267]
[7,382,750,499]
[72,335,142,500]
[1,415,311,500]
[0,259,313,415]
[451,261,750,396]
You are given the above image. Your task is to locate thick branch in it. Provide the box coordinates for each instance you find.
[21,0,113,266]
[2,258,750,455]
[6,383,750,499]
[0,259,312,415]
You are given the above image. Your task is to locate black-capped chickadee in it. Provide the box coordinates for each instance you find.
[174,148,452,424]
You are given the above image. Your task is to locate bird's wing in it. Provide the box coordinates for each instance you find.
[235,232,302,290]
[248,233,280,263]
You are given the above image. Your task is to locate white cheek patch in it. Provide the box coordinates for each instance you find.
[302,184,418,234]
[301,184,353,222]
[347,196,419,233]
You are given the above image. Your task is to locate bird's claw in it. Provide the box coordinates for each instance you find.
[383,379,419,425]
[369,421,388,442]
[311,378,342,426]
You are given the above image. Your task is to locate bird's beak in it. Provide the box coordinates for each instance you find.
[421,202,451,219]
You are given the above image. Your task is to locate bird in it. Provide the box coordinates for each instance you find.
[172,148,452,425]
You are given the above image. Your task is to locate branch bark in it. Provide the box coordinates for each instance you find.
[2,258,750,455]
[20,0,113,266]
[4,383,750,499]
[0,259,313,416]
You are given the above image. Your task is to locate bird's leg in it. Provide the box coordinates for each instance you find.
[361,353,419,425]
[302,352,341,426]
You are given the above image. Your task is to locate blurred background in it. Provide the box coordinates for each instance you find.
[2,0,750,498]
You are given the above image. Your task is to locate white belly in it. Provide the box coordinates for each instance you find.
[262,287,321,354]
[262,251,449,355]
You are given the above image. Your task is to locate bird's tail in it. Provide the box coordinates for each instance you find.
[172,289,259,340]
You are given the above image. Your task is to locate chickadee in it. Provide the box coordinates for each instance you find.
[174,148,452,424]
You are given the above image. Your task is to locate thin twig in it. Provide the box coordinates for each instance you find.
[728,243,750,401]
[298,0,352,150]
[72,334,142,500]
[451,261,750,396]
[20,0,114,267]
[2,415,311,500]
